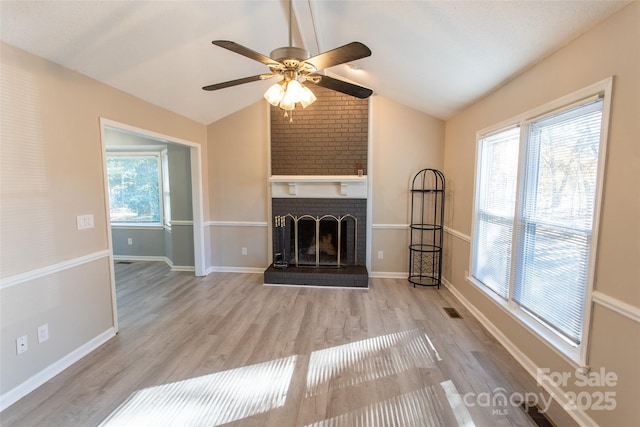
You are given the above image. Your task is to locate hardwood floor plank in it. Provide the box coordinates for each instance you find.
[1,262,578,427]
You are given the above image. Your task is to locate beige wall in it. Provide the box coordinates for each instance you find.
[0,42,206,401]
[206,102,271,270]
[442,3,639,425]
[370,96,445,274]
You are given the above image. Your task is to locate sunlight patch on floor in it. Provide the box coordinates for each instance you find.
[99,329,479,427]
[99,355,297,427]
[305,385,450,427]
[305,328,441,397]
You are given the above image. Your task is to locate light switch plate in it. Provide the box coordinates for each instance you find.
[76,214,94,230]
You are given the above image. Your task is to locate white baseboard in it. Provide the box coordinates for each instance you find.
[368,271,407,279]
[114,256,196,273]
[171,265,195,272]
[206,266,267,274]
[113,255,167,263]
[441,278,598,427]
[0,328,116,412]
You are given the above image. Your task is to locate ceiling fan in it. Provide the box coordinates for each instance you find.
[202,0,372,112]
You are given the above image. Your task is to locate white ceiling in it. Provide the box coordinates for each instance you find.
[0,0,631,125]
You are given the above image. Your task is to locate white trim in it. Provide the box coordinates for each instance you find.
[592,291,640,324]
[270,175,368,199]
[113,255,169,263]
[369,271,407,279]
[111,224,165,230]
[366,98,373,272]
[368,224,472,246]
[269,175,368,183]
[0,328,116,412]
[579,77,613,365]
[101,119,201,148]
[99,122,120,332]
[170,220,193,226]
[206,221,268,227]
[171,265,195,272]
[465,274,584,369]
[371,223,409,230]
[113,256,196,273]
[476,77,613,138]
[441,278,598,427]
[443,226,471,243]
[106,144,168,152]
[205,266,267,274]
[266,101,274,268]
[0,250,110,290]
[189,145,206,277]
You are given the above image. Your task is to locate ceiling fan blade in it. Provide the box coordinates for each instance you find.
[306,74,373,99]
[202,74,277,91]
[212,40,278,66]
[303,42,371,71]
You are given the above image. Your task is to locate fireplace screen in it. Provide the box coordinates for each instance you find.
[273,214,358,268]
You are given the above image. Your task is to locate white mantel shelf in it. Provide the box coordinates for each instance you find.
[269,175,368,199]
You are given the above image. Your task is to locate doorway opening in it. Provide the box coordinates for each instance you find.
[100,118,206,331]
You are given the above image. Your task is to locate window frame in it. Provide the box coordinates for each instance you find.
[468,77,613,367]
[106,151,165,227]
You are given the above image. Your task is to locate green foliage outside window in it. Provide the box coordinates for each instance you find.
[107,156,161,223]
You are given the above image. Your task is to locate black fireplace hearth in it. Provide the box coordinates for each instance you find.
[266,198,369,288]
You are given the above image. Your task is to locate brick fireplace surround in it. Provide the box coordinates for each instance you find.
[264,86,369,288]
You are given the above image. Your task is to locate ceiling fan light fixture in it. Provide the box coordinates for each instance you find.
[264,78,316,111]
[282,79,303,102]
[264,81,285,106]
[300,86,317,108]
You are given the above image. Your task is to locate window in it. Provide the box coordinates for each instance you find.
[470,79,611,363]
[107,153,163,224]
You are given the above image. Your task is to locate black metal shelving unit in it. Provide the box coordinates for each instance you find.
[409,168,445,288]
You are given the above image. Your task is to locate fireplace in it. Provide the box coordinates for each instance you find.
[274,213,357,268]
[265,178,369,288]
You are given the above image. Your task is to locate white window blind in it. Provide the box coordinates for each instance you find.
[472,127,520,299]
[514,98,604,344]
[471,88,608,358]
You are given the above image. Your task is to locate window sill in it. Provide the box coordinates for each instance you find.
[111,223,165,230]
[465,275,585,370]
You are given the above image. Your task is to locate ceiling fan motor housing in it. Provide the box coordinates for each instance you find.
[270,46,311,69]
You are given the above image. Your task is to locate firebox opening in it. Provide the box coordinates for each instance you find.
[297,219,349,267]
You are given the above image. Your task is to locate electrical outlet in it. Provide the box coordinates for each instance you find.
[377,250,384,259]
[16,335,28,355]
[38,324,49,343]
[127,238,133,245]
[241,247,247,256]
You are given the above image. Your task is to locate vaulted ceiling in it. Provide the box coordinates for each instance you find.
[0,0,631,125]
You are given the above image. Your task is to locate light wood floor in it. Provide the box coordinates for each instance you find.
[1,262,577,426]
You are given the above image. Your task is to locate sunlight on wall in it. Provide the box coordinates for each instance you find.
[0,61,55,275]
